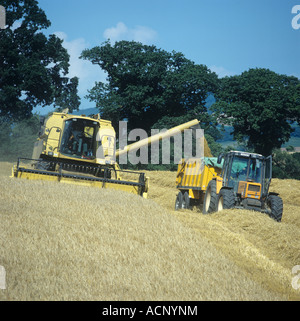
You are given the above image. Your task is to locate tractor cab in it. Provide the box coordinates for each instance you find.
[218,151,272,200]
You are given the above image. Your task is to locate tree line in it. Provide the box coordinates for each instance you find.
[1,1,300,178]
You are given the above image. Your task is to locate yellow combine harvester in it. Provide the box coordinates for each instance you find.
[175,151,283,221]
[11,110,200,198]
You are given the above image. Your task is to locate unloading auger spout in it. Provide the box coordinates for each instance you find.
[116,119,201,158]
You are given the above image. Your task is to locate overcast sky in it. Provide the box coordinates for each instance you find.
[34,0,300,113]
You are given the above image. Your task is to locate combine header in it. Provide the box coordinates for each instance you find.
[11,110,200,197]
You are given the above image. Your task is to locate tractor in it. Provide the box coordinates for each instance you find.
[175,151,283,221]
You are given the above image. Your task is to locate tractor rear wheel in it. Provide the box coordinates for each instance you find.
[217,188,235,212]
[267,195,283,222]
[203,180,218,214]
[175,191,183,210]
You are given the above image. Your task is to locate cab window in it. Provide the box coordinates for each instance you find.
[60,119,97,159]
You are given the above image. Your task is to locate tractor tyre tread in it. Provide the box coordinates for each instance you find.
[268,195,283,222]
[218,188,235,211]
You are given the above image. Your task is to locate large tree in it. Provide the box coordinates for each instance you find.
[0,0,80,120]
[212,68,300,155]
[80,40,219,133]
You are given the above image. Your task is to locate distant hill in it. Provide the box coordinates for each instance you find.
[217,123,300,148]
[71,107,99,116]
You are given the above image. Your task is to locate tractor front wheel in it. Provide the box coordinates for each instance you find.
[217,188,235,212]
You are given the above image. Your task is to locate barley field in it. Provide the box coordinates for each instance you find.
[0,161,299,301]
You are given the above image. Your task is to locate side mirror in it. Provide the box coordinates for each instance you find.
[217,153,224,164]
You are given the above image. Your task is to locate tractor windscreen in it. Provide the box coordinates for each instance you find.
[248,158,262,183]
[228,155,263,191]
[60,118,98,159]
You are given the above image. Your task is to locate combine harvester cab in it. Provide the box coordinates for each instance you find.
[175,151,283,222]
[11,110,149,197]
